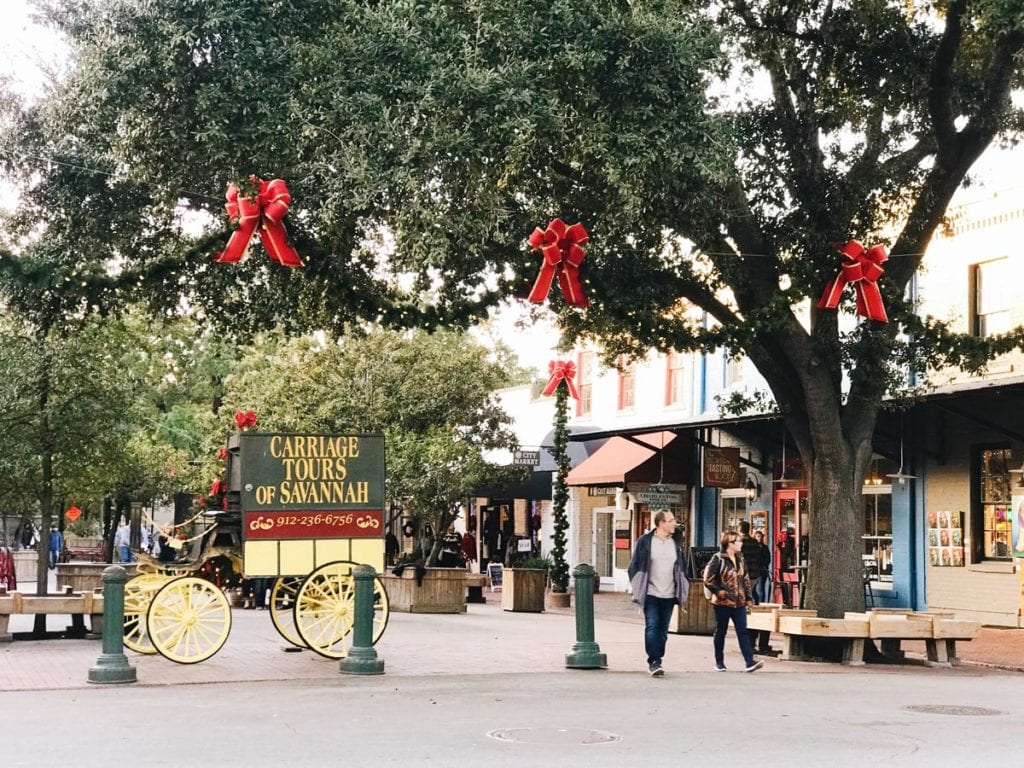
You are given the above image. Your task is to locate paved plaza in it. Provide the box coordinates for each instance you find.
[1,584,1021,766]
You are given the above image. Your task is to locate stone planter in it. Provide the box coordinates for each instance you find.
[380,567,467,613]
[502,568,546,612]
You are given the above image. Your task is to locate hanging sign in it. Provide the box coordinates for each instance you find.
[635,484,682,505]
[703,447,741,488]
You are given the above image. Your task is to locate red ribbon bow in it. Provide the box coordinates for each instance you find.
[209,478,228,498]
[816,240,889,323]
[216,447,229,460]
[215,177,303,267]
[542,360,581,399]
[527,218,589,307]
[233,410,258,429]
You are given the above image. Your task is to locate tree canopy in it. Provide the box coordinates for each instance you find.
[4,0,1024,613]
[220,327,524,563]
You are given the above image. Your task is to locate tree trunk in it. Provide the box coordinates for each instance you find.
[805,453,868,617]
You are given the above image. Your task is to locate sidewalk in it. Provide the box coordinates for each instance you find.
[556,590,1024,672]
[1,584,1019,692]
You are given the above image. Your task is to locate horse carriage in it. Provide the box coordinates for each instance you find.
[122,432,389,664]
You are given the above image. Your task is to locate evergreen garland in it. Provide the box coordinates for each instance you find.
[549,381,570,593]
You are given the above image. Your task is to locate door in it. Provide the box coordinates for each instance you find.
[773,489,808,605]
[593,511,613,579]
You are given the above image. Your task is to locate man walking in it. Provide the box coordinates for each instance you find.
[628,510,690,677]
[48,525,63,570]
[740,521,772,655]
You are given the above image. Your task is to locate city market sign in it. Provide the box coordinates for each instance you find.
[512,449,541,467]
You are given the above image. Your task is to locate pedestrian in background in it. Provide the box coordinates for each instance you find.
[114,520,134,563]
[739,521,766,603]
[704,530,763,673]
[48,524,63,570]
[628,510,690,677]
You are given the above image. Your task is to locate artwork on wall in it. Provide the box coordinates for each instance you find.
[928,510,964,567]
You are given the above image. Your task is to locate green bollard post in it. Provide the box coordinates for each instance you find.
[87,565,137,684]
[339,564,385,675]
[565,563,607,669]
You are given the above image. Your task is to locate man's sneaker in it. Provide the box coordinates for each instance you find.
[714,664,727,671]
[744,661,764,673]
[649,663,665,677]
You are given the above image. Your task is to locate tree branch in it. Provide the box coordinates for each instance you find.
[928,0,967,151]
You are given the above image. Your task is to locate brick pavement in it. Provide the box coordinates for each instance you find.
[0,586,1018,692]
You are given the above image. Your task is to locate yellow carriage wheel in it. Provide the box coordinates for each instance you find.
[147,576,232,664]
[269,577,307,649]
[123,573,167,655]
[293,560,390,660]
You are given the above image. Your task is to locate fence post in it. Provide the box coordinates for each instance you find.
[339,564,385,675]
[565,563,607,669]
[87,565,137,684]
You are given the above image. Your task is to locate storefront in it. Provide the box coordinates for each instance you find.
[566,431,694,591]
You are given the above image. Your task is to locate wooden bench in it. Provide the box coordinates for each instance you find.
[0,590,105,641]
[760,607,979,667]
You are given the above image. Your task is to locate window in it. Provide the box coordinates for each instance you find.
[974,446,1012,561]
[971,258,1010,337]
[665,351,690,409]
[617,356,635,410]
[577,352,595,417]
[862,487,893,583]
[725,349,745,386]
[720,492,747,535]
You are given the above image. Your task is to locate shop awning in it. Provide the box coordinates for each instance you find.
[566,431,691,486]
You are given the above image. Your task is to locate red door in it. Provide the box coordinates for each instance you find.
[773,489,808,605]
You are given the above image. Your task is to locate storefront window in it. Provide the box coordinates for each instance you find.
[976,446,1012,560]
[862,487,893,583]
[720,493,747,535]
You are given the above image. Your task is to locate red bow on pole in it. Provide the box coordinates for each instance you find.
[542,360,581,399]
[215,177,303,267]
[209,478,228,498]
[527,218,589,307]
[233,410,258,429]
[816,240,889,323]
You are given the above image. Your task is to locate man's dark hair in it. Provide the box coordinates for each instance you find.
[739,520,751,535]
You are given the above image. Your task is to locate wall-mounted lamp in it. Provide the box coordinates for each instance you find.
[745,475,761,502]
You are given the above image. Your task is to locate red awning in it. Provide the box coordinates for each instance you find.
[566,431,688,486]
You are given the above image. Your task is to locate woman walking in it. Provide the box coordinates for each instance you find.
[704,531,763,673]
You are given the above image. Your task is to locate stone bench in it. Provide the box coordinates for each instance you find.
[757,606,979,667]
[0,590,105,641]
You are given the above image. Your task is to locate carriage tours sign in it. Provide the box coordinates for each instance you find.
[239,433,385,540]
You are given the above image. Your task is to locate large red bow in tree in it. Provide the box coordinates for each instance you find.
[816,240,889,323]
[209,478,228,498]
[215,177,303,267]
[233,410,258,429]
[527,218,589,307]
[542,360,581,399]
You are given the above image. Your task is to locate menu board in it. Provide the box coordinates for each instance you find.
[928,510,964,567]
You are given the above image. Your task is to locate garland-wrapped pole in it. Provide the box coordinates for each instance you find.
[549,379,570,594]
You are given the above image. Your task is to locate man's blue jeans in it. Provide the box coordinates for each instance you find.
[713,604,756,668]
[643,595,677,666]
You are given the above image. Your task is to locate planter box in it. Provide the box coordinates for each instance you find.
[12,551,38,586]
[502,568,546,612]
[56,562,138,593]
[670,580,715,635]
[380,567,467,614]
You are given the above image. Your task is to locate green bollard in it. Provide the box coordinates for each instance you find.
[87,565,137,684]
[565,563,607,669]
[339,564,385,675]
